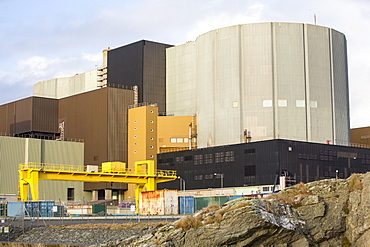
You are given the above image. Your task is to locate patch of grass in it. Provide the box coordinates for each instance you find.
[341,235,351,247]
[267,182,313,206]
[347,174,363,192]
[202,204,220,214]
[175,216,202,232]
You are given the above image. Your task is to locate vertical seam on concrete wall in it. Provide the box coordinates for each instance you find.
[304,24,311,142]
[344,36,350,142]
[239,24,244,143]
[213,30,217,146]
[329,28,336,144]
[271,22,277,139]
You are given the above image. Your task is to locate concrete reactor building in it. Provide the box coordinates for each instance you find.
[166,22,350,148]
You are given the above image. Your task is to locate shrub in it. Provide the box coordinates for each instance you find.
[347,174,363,192]
[267,182,313,206]
[175,216,202,232]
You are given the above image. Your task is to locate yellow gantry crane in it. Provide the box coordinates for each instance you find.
[18,160,177,214]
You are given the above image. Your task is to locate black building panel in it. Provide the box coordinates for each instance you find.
[157,139,370,190]
[107,40,172,113]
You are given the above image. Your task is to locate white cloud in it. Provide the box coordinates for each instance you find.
[185,3,265,41]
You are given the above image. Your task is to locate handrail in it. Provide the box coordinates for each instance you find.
[19,162,176,177]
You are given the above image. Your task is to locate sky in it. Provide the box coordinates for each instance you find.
[1,0,370,128]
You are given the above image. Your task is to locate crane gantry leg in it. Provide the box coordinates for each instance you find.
[19,169,39,201]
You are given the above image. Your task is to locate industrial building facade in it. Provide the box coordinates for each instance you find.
[166,22,350,148]
[0,136,88,202]
[158,139,369,191]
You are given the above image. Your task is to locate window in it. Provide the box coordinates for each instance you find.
[150,110,154,113]
[170,138,177,143]
[67,188,75,201]
[177,138,183,143]
[150,146,154,149]
[150,129,154,132]
[244,148,256,155]
[245,165,256,176]
[184,138,189,143]
[134,150,137,153]
[194,175,203,180]
[296,100,305,107]
[263,100,272,107]
[150,137,154,141]
[150,155,154,158]
[134,120,137,123]
[150,120,154,123]
[184,155,193,161]
[134,135,137,138]
[278,99,287,107]
[310,101,318,108]
[134,127,137,130]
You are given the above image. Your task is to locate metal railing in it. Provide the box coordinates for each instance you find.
[19,162,176,177]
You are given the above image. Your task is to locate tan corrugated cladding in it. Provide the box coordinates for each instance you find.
[107,87,134,162]
[157,116,195,152]
[128,106,158,170]
[58,87,133,191]
[351,127,370,148]
[0,136,90,202]
[127,105,158,197]
[0,97,58,135]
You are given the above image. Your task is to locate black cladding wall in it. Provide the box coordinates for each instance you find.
[107,40,172,113]
[157,139,370,190]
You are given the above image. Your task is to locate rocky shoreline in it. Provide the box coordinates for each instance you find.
[4,172,370,246]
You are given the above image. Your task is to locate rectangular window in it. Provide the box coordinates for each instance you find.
[184,138,189,143]
[245,165,256,176]
[170,138,176,143]
[244,148,256,154]
[278,99,287,107]
[296,100,305,107]
[263,100,272,107]
[310,101,318,108]
[177,138,183,143]
[67,188,75,201]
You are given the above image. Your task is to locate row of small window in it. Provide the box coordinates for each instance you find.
[262,100,318,108]
[194,173,223,181]
[170,138,189,143]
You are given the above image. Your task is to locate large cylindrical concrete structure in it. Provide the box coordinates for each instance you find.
[166,22,350,147]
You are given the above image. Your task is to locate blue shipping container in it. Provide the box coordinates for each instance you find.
[7,202,25,217]
[178,196,194,214]
[25,201,40,217]
[40,201,55,217]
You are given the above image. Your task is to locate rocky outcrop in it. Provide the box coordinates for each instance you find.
[118,173,370,247]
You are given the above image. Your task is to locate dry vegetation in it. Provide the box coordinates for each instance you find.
[267,182,313,206]
[347,173,363,192]
[50,222,169,230]
[176,201,251,232]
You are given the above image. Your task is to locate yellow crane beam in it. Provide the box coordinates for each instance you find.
[18,160,176,214]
